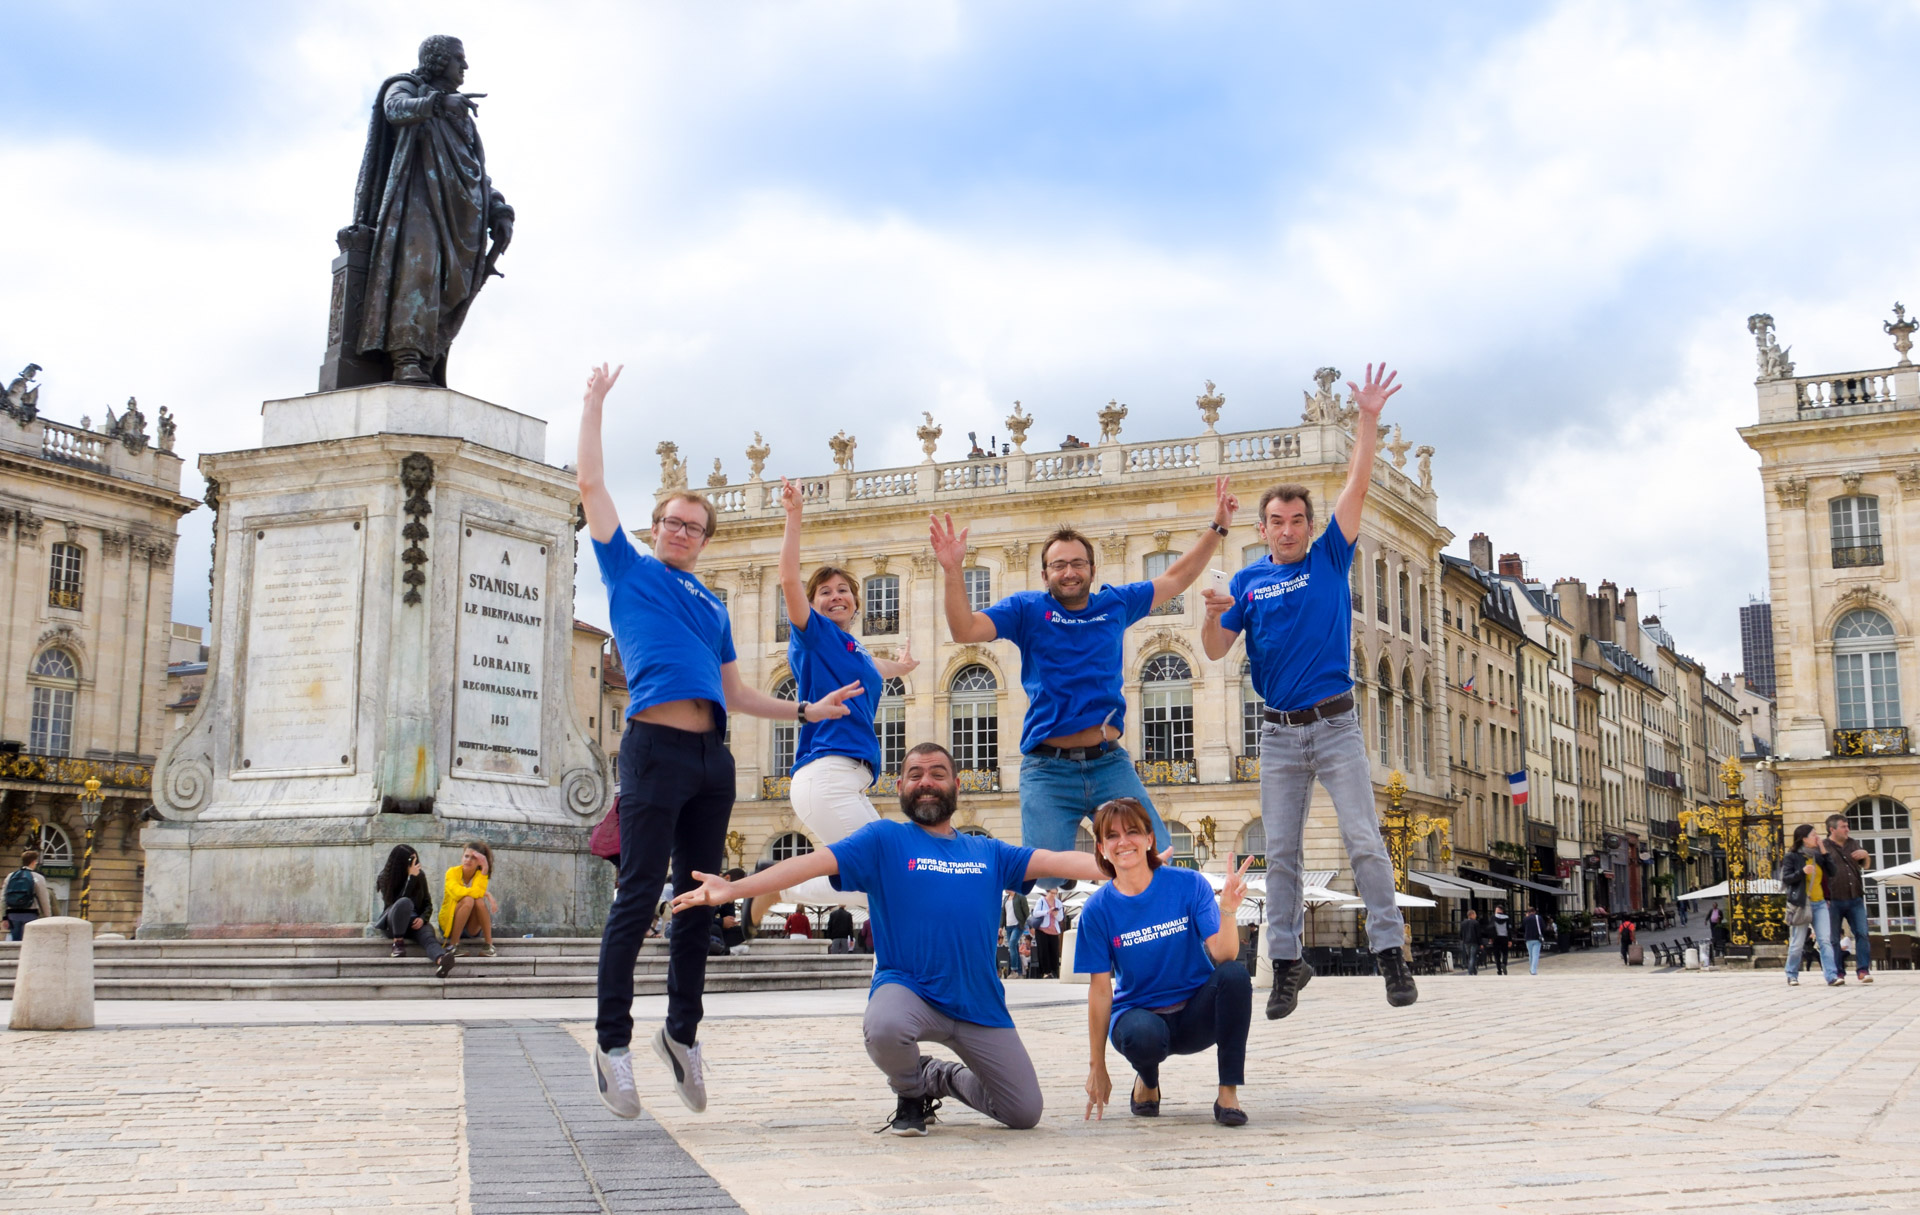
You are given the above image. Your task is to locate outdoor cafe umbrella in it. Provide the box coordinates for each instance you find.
[1678,879,1783,900]
[1867,858,1920,887]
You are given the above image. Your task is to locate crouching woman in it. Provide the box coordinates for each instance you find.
[375,845,457,978]
[1077,797,1254,1127]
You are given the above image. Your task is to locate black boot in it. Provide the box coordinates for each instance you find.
[1377,946,1418,1007]
[1264,957,1314,1020]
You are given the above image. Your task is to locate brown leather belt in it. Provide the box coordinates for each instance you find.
[1262,693,1354,727]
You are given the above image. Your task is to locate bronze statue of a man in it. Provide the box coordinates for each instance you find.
[321,35,513,389]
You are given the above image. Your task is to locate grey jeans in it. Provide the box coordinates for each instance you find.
[863,983,1043,1129]
[1259,707,1405,957]
[376,897,446,961]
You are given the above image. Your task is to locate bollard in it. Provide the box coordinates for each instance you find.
[9,916,95,1031]
[1058,927,1088,985]
[1683,946,1699,970]
[1253,951,1273,990]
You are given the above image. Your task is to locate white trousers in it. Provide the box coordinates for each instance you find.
[784,755,880,908]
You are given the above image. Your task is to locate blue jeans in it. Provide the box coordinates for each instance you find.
[1003,923,1026,970]
[1826,896,1873,975]
[1787,901,1836,983]
[1018,746,1169,888]
[1258,708,1405,956]
[1109,962,1252,1089]
[1526,940,1542,974]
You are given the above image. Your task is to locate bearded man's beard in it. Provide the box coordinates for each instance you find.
[900,785,957,826]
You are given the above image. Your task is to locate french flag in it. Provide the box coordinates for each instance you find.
[1508,771,1529,807]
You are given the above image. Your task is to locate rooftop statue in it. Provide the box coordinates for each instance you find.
[320,35,514,390]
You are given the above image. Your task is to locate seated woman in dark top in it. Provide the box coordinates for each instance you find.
[375,844,457,978]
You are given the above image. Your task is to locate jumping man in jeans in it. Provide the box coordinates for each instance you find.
[930,478,1238,881]
[1201,364,1416,1015]
[577,363,861,1120]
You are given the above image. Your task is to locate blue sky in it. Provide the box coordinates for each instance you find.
[6,0,1920,676]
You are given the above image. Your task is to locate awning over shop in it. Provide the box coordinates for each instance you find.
[1459,865,1566,898]
[1679,879,1782,900]
[1408,869,1503,899]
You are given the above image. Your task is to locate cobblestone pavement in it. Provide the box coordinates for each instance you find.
[2,967,1916,1213]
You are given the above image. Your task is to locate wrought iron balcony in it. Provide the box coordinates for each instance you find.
[874,771,900,795]
[1833,543,1884,569]
[1833,727,1910,757]
[0,752,152,792]
[957,767,1001,793]
[1148,595,1185,617]
[1234,755,1261,782]
[760,775,792,799]
[1136,759,1198,785]
[864,612,899,636]
[48,588,82,611]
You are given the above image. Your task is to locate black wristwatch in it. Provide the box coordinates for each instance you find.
[796,700,809,721]
[1209,522,1229,537]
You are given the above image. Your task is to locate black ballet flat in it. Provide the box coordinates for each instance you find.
[1130,1087,1160,1117]
[1213,1101,1248,1127]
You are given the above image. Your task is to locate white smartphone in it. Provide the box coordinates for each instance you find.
[1206,568,1232,597]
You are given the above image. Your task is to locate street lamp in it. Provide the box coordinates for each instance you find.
[1378,770,1449,893]
[77,776,104,923]
[1193,815,1217,868]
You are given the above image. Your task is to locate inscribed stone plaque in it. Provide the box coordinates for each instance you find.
[238,517,364,775]
[453,523,548,783]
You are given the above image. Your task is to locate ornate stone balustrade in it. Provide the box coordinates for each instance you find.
[1794,367,1913,412]
[40,420,108,469]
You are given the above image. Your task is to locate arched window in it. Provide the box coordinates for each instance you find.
[1235,818,1266,870]
[48,543,84,610]
[29,647,79,756]
[1400,670,1413,771]
[35,823,74,869]
[1831,495,1883,568]
[957,824,994,839]
[768,832,814,863]
[1374,556,1389,623]
[1834,610,1901,730]
[1420,677,1433,772]
[1397,570,1411,633]
[1164,820,1194,865]
[949,664,999,774]
[864,574,901,635]
[1241,659,1263,756]
[1846,797,1914,931]
[875,676,907,774]
[1377,660,1393,765]
[1140,653,1194,763]
[1144,551,1183,615]
[770,676,799,776]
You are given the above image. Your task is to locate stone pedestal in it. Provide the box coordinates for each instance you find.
[1058,927,1088,985]
[10,917,95,1030]
[142,385,613,938]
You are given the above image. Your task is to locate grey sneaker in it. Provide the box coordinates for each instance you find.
[592,1046,640,1119]
[652,1028,707,1113]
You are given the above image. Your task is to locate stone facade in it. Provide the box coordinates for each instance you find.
[1739,308,1920,930]
[656,376,1453,942]
[0,388,197,933]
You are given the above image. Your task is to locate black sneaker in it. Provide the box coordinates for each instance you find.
[435,950,457,979]
[880,1094,928,1136]
[1377,946,1418,1007]
[1265,958,1314,1020]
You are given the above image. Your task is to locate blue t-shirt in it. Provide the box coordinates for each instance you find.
[788,607,882,775]
[982,582,1158,753]
[1220,518,1356,712]
[592,528,736,726]
[829,819,1034,1028]
[1073,866,1222,1033]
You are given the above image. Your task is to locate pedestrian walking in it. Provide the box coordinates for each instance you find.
[1490,903,1511,975]
[1078,798,1255,1128]
[1618,917,1635,965]
[1032,888,1067,979]
[374,845,457,978]
[1200,365,1419,1018]
[1460,909,1483,976]
[1780,824,1837,986]
[1706,901,1727,963]
[785,907,813,940]
[4,849,52,941]
[1819,813,1875,984]
[1522,907,1547,975]
[577,362,861,1119]
[672,742,1107,1136]
[1003,889,1030,975]
[930,477,1236,884]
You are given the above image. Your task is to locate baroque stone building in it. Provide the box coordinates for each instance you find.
[0,376,197,932]
[1739,308,1920,931]
[657,373,1456,941]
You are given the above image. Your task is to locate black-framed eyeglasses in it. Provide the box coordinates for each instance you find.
[1044,560,1091,573]
[656,517,708,540]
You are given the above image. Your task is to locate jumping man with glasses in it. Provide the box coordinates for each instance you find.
[576,363,862,1121]
[930,477,1238,882]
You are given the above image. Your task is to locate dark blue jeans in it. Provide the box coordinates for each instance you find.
[1109,961,1252,1089]
[1826,897,1873,975]
[596,720,734,1051]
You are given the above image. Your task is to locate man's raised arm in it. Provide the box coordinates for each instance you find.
[577,363,623,543]
[931,514,997,643]
[1332,364,1401,543]
[1149,476,1239,609]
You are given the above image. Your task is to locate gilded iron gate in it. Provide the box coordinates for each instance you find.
[1680,758,1786,949]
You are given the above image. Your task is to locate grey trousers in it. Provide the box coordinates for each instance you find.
[863,983,1043,1130]
[377,897,446,961]
[1259,707,1406,957]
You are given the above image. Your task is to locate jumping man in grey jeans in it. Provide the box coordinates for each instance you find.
[1201,363,1416,1017]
